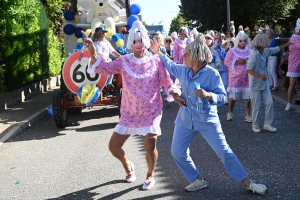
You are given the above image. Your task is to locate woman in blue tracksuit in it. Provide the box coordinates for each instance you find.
[150,33,267,195]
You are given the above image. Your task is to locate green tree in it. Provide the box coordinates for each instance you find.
[168,13,189,35]
[179,0,298,32]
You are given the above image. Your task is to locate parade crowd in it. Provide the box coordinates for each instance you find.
[81,18,300,196]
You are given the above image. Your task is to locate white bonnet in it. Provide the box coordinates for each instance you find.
[126,21,150,49]
[171,31,178,39]
[295,18,300,33]
[234,31,249,47]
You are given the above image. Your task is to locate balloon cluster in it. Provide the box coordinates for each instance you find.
[127,4,141,27]
[77,84,101,106]
[106,28,127,55]
[72,29,92,54]
[63,11,84,38]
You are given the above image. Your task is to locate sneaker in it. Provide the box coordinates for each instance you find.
[125,161,136,183]
[227,112,233,121]
[244,115,252,123]
[185,178,208,192]
[285,103,291,111]
[252,127,261,133]
[263,124,277,132]
[247,181,267,195]
[142,179,156,190]
[271,87,278,91]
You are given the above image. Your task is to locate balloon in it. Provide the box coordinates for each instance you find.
[127,15,139,27]
[75,27,84,38]
[112,33,121,42]
[64,11,74,21]
[130,4,141,15]
[125,24,131,34]
[63,24,75,35]
[116,39,124,47]
[77,38,83,43]
[106,28,115,38]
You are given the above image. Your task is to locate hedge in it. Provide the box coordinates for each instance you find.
[0,0,66,93]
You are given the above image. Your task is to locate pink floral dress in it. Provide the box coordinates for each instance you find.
[173,38,187,64]
[224,47,250,93]
[88,52,179,136]
[287,34,300,77]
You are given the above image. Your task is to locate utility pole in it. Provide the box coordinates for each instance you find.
[227,0,230,31]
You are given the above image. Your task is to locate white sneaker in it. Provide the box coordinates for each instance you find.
[125,161,136,183]
[227,112,233,121]
[285,103,291,111]
[263,124,277,132]
[185,178,208,192]
[252,127,261,133]
[244,115,252,123]
[142,179,156,190]
[247,181,267,195]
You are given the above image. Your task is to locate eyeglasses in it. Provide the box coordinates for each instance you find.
[166,40,172,43]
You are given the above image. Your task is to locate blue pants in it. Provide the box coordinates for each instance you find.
[219,71,229,99]
[171,124,248,183]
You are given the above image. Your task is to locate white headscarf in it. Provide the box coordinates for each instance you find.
[126,21,150,49]
[295,18,300,33]
[234,31,250,48]
[171,31,178,39]
[190,28,199,38]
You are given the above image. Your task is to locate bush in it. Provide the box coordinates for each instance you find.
[0,0,66,93]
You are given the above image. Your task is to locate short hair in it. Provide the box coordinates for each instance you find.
[251,31,269,49]
[184,33,212,63]
[155,31,165,46]
[266,28,275,35]
[227,31,235,38]
[164,36,173,45]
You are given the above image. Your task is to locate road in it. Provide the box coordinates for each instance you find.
[0,99,299,200]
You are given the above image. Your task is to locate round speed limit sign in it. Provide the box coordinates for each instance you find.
[62,51,108,94]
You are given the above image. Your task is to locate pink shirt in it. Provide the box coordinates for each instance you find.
[224,47,250,92]
[173,38,187,64]
[287,34,300,77]
[93,53,174,128]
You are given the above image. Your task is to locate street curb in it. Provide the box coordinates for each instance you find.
[272,94,300,113]
[0,104,51,146]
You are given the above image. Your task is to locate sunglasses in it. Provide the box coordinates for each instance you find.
[205,37,212,40]
[239,40,247,42]
[166,40,172,43]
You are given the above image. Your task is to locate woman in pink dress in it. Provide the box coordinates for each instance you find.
[173,27,188,64]
[285,18,300,111]
[82,21,181,190]
[224,31,252,122]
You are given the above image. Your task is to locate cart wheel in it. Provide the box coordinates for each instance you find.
[118,88,122,117]
[53,91,68,128]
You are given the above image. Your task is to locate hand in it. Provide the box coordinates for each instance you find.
[194,88,211,99]
[150,38,160,54]
[258,74,267,81]
[216,64,221,69]
[173,95,186,106]
[81,30,96,54]
[235,59,246,65]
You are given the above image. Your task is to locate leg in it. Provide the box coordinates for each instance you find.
[250,90,261,129]
[243,99,250,116]
[261,89,274,126]
[108,132,131,173]
[144,133,158,179]
[228,98,235,113]
[171,125,199,182]
[199,122,248,183]
[220,71,229,99]
[288,77,297,103]
[270,56,278,88]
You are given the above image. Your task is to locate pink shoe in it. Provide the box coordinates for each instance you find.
[142,179,156,190]
[125,161,136,183]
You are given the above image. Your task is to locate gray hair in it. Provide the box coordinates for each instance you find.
[184,33,212,63]
[266,28,275,35]
[251,31,269,49]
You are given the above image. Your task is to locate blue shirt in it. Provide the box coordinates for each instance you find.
[161,55,227,130]
[269,38,278,56]
[215,47,228,72]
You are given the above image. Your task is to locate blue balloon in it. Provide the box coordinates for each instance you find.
[127,15,139,27]
[124,25,131,34]
[64,11,74,21]
[112,33,121,42]
[63,24,75,35]
[130,4,141,15]
[75,28,84,38]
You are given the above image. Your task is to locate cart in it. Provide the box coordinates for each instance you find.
[52,50,122,128]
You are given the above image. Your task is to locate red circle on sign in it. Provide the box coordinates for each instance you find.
[62,51,108,94]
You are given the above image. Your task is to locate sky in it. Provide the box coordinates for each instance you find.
[134,0,181,34]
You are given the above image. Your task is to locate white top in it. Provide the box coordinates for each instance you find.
[94,40,115,61]
[230,25,235,33]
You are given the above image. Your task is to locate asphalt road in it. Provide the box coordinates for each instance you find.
[0,99,299,200]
